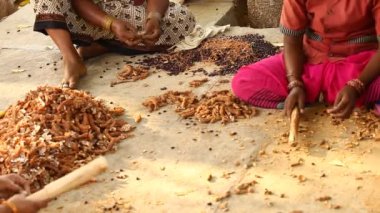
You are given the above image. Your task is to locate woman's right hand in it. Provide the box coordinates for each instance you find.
[111,19,141,46]
[284,87,306,117]
[0,174,30,199]
[7,193,48,213]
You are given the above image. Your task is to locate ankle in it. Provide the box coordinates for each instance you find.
[62,47,82,62]
[64,54,83,64]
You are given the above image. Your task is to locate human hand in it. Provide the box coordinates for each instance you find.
[327,85,359,119]
[0,174,30,199]
[7,193,48,213]
[284,87,306,117]
[141,16,161,46]
[111,19,142,46]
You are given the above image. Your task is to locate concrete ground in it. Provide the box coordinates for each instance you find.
[0,2,379,213]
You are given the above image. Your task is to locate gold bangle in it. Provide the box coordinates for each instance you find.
[288,80,304,91]
[346,79,365,94]
[2,201,18,213]
[103,15,115,31]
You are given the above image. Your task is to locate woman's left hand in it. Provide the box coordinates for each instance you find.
[142,16,161,46]
[327,85,359,119]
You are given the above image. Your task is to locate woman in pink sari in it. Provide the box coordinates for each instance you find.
[232,0,380,118]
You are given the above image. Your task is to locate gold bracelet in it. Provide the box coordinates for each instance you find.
[288,80,304,91]
[346,78,365,94]
[103,15,115,31]
[2,201,18,213]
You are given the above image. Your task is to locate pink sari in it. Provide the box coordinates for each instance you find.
[232,50,380,109]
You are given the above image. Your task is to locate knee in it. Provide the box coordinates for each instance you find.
[170,2,195,18]
[0,0,17,19]
[166,2,196,30]
[231,67,252,101]
[179,5,195,23]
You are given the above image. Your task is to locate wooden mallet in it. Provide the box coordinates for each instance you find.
[28,157,108,202]
[288,107,300,144]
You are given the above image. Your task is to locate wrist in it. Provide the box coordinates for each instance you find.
[110,19,119,33]
[0,204,14,213]
[146,11,162,23]
[102,15,115,32]
[346,78,365,95]
[286,73,302,82]
[0,205,11,213]
[288,79,304,91]
[357,77,370,87]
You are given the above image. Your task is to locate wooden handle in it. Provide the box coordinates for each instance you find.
[288,107,300,144]
[28,157,108,201]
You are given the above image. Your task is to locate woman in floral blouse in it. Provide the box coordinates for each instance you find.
[33,0,196,88]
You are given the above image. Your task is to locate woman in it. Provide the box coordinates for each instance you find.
[232,0,380,118]
[0,0,17,19]
[32,0,196,88]
[0,174,47,213]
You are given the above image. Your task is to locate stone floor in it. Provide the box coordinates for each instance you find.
[0,2,379,213]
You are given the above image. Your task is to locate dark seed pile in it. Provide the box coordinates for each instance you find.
[138,34,279,76]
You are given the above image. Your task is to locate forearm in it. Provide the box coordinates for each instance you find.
[284,35,306,81]
[72,0,109,29]
[358,49,380,86]
[0,205,11,213]
[146,0,169,17]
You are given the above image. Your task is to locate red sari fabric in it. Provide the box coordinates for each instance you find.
[133,0,145,6]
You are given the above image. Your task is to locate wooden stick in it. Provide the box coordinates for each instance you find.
[28,157,108,201]
[288,107,300,144]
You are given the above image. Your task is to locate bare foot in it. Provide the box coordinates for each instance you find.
[78,43,109,60]
[62,58,87,89]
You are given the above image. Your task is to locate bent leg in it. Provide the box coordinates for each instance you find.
[33,0,91,88]
[33,0,196,60]
[34,0,196,54]
[323,50,380,106]
[232,54,288,109]
[46,29,87,89]
[33,0,111,59]
[77,43,109,60]
[364,77,380,104]
[232,53,324,109]
[157,2,196,46]
[33,0,99,44]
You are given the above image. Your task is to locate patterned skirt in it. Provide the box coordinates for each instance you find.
[32,0,196,52]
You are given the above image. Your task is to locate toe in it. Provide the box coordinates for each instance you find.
[69,80,78,89]
[61,82,70,89]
